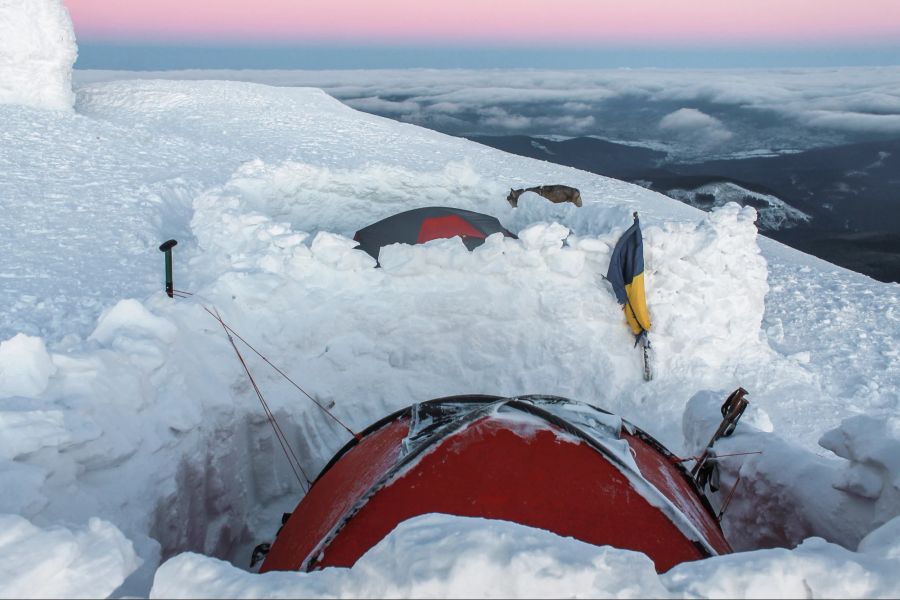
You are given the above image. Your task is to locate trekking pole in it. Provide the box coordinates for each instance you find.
[158,239,178,298]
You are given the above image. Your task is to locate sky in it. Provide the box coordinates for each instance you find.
[68,0,900,69]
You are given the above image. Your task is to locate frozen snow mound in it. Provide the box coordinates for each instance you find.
[0,0,77,111]
[150,514,669,599]
[0,334,56,399]
[150,514,900,599]
[0,515,139,599]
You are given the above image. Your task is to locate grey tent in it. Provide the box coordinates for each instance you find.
[353,206,516,260]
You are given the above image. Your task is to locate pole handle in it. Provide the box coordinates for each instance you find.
[159,239,178,298]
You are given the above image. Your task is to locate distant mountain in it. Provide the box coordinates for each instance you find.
[467,135,900,283]
[466,135,667,179]
[663,182,811,231]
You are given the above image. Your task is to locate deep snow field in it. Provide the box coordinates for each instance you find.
[2,2,900,598]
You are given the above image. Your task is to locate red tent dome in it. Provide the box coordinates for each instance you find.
[353,207,516,261]
[260,395,731,574]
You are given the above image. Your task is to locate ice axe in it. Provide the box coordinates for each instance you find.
[158,239,178,298]
[691,388,749,484]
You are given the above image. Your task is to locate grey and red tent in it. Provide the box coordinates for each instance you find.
[353,206,516,260]
[260,395,732,574]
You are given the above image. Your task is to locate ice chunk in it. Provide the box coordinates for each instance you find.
[518,222,570,251]
[0,334,56,399]
[0,515,139,599]
[89,299,177,346]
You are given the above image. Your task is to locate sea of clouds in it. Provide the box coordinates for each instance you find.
[77,67,900,159]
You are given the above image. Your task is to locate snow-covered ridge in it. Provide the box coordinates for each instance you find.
[0,73,898,598]
[666,181,811,231]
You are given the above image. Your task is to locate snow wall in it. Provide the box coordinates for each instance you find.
[0,0,77,111]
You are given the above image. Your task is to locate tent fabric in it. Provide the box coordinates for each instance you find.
[260,395,731,575]
[353,207,516,260]
[606,214,651,336]
[416,215,485,244]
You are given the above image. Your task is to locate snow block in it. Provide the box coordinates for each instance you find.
[820,415,900,527]
[0,0,78,111]
[0,334,56,399]
[0,515,139,599]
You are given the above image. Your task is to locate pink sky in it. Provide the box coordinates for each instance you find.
[68,0,900,45]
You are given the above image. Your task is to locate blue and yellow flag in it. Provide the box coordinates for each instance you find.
[607,213,651,339]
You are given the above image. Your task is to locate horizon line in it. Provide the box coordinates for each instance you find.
[73,42,900,70]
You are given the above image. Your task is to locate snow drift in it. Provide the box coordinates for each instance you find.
[0,0,77,111]
[0,515,138,599]
[149,513,900,599]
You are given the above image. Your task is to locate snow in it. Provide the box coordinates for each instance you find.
[683,391,900,553]
[666,182,811,231]
[0,515,139,599]
[1,9,899,596]
[0,334,56,398]
[150,514,671,599]
[0,0,77,111]
[149,514,900,599]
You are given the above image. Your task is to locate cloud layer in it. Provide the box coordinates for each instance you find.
[659,108,733,145]
[76,67,900,158]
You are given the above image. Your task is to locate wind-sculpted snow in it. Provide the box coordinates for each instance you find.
[0,515,139,599]
[0,334,56,399]
[0,0,76,111]
[150,515,669,599]
[1,77,899,597]
[149,514,900,599]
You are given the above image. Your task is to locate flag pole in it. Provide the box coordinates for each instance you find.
[630,213,652,381]
[606,211,653,381]
[641,333,652,381]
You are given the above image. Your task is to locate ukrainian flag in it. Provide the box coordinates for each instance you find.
[607,213,651,338]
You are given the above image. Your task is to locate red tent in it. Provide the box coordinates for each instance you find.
[260,395,731,574]
[353,207,516,260]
